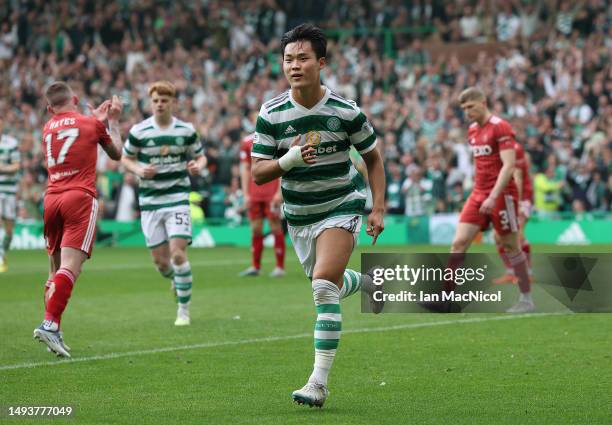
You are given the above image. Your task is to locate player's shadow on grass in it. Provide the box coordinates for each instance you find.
[290,406,339,415]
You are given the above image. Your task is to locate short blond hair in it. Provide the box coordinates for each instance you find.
[148,81,177,98]
[458,87,486,104]
[45,81,73,107]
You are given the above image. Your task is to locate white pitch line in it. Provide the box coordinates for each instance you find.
[0,313,565,372]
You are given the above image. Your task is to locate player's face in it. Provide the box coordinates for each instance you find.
[283,41,324,89]
[460,99,486,123]
[150,92,175,119]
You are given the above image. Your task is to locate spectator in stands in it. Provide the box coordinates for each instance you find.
[534,164,565,216]
[115,173,138,222]
[401,167,433,218]
[385,161,404,215]
[605,175,612,211]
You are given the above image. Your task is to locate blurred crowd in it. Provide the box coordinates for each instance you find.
[0,0,610,222]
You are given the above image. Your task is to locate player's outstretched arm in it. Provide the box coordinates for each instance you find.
[251,157,285,185]
[101,95,123,161]
[121,155,156,179]
[480,148,516,215]
[0,163,20,174]
[240,161,251,208]
[513,167,523,202]
[271,181,283,209]
[251,135,316,185]
[361,147,386,244]
[88,100,111,122]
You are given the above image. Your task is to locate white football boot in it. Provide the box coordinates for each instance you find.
[174,307,191,326]
[239,267,260,277]
[34,325,71,358]
[46,331,71,353]
[291,383,329,408]
[506,300,536,313]
[269,267,285,278]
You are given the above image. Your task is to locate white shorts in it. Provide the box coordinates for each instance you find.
[0,194,17,220]
[140,205,192,249]
[288,215,362,279]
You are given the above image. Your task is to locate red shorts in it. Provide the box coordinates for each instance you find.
[459,191,519,235]
[44,190,99,257]
[248,200,280,221]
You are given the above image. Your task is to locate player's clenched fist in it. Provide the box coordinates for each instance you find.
[140,164,157,179]
[187,159,201,176]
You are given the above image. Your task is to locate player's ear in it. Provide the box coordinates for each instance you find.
[47,105,54,114]
[319,56,326,69]
[72,95,79,106]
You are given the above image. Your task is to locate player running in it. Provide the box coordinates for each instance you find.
[251,24,386,408]
[121,81,206,327]
[0,118,21,272]
[34,82,123,357]
[443,87,534,313]
[493,141,534,285]
[238,133,285,278]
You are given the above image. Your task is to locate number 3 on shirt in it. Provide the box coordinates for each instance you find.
[45,128,79,167]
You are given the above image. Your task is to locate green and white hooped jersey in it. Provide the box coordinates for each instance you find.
[0,134,20,196]
[252,87,377,227]
[123,117,202,211]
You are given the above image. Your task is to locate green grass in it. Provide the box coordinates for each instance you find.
[1,245,611,424]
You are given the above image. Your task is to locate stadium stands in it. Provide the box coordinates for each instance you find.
[0,0,609,220]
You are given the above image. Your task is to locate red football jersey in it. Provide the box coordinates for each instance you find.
[514,141,534,202]
[43,111,112,197]
[467,115,518,195]
[240,135,279,202]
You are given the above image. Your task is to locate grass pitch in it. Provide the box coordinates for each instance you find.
[1,245,611,424]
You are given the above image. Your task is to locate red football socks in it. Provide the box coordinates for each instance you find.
[44,268,76,324]
[521,239,532,272]
[252,234,264,270]
[496,242,513,272]
[273,232,285,269]
[507,251,531,294]
[44,278,54,308]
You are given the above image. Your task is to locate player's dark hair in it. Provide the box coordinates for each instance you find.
[281,23,327,59]
[45,81,73,107]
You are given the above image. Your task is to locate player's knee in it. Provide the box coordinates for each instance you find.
[171,251,187,266]
[250,219,264,235]
[501,240,519,253]
[153,257,170,273]
[311,279,340,305]
[156,265,173,278]
[269,221,281,233]
[312,270,342,287]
